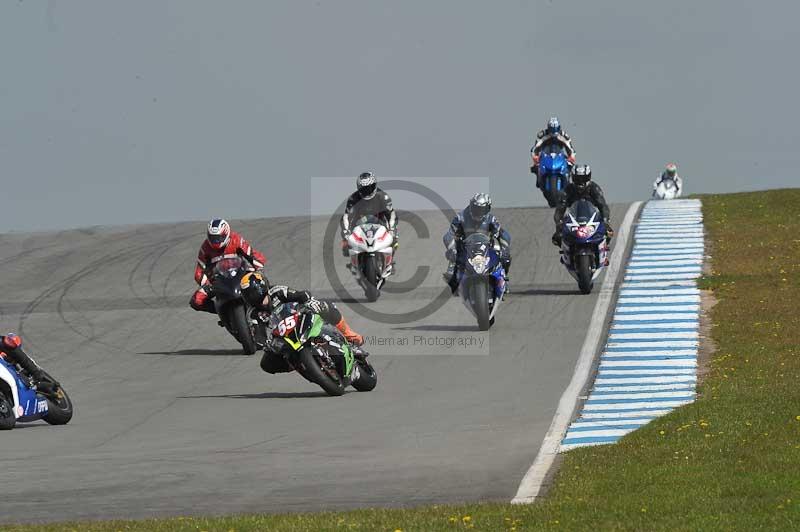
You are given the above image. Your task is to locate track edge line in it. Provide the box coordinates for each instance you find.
[511,200,643,504]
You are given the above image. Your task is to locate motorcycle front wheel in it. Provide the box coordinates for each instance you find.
[230,303,257,355]
[298,346,346,396]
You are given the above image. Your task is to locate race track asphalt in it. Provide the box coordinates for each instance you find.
[0,204,629,523]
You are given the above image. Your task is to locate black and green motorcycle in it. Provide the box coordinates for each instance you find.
[266,303,377,396]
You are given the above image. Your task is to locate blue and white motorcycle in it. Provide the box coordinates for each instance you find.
[456,233,507,331]
[559,199,610,295]
[0,357,73,430]
[538,151,571,207]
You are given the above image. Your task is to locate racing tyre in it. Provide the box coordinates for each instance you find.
[230,304,257,355]
[0,394,16,430]
[470,279,491,331]
[576,254,594,295]
[362,256,381,302]
[351,359,377,392]
[298,346,346,396]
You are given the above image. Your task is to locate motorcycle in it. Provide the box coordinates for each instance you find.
[207,255,267,355]
[345,215,394,302]
[538,151,571,207]
[0,357,73,430]
[456,233,507,331]
[266,303,377,396]
[653,177,681,200]
[560,199,610,294]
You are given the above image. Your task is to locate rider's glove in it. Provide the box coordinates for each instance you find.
[305,297,323,314]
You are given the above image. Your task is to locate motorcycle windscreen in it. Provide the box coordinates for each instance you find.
[214,256,244,277]
[567,199,601,225]
[353,214,385,227]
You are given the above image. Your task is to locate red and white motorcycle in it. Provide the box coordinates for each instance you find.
[345,215,395,302]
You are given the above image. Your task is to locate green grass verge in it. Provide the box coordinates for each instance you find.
[8,190,800,532]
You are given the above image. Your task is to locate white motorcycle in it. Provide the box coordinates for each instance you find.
[345,215,395,302]
[653,177,682,200]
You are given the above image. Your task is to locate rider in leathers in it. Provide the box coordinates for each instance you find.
[0,334,51,388]
[654,163,683,196]
[552,165,613,246]
[530,117,576,188]
[190,218,267,313]
[341,172,398,257]
[239,272,367,374]
[443,193,511,294]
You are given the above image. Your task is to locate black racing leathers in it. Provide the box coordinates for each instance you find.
[341,188,397,236]
[553,182,612,233]
[1,335,44,383]
[258,286,345,374]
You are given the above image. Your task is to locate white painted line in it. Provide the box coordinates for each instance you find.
[629,254,704,262]
[606,340,698,349]
[614,313,700,321]
[511,201,641,504]
[581,409,675,419]
[608,331,698,340]
[592,383,696,392]
[600,359,697,368]
[595,376,696,385]
[617,295,701,303]
[620,280,698,288]
[628,260,702,267]
[630,248,705,256]
[563,428,638,438]
[616,304,700,313]
[602,350,697,359]
[597,368,696,375]
[611,322,698,330]
[619,288,700,296]
[584,399,693,411]
[587,390,695,401]
[568,419,654,428]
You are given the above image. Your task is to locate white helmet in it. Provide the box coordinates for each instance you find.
[357,172,378,199]
[207,218,231,249]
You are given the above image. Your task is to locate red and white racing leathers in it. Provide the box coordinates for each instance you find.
[190,232,266,312]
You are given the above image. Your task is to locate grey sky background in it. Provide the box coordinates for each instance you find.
[2,0,798,232]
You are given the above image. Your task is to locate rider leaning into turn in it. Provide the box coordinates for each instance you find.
[0,333,50,388]
[552,165,613,247]
[190,218,267,314]
[340,172,398,257]
[238,272,367,374]
[443,193,512,294]
[530,116,576,187]
[654,163,683,194]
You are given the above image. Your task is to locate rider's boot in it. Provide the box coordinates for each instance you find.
[443,262,459,295]
[336,317,364,346]
[341,239,349,258]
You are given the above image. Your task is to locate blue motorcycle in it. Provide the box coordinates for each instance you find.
[538,151,571,207]
[0,357,72,430]
[457,233,507,330]
[559,199,610,294]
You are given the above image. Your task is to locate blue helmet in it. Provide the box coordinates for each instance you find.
[546,116,561,135]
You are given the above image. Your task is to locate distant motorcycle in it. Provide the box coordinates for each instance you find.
[653,177,681,200]
[206,255,267,355]
[559,199,610,294]
[0,357,72,430]
[345,215,394,302]
[538,151,571,207]
[456,233,507,331]
[266,302,377,396]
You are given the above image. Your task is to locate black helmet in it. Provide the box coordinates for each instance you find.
[573,165,592,190]
[468,192,492,220]
[240,271,270,310]
[356,172,378,199]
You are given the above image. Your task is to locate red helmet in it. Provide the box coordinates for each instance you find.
[207,219,231,250]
